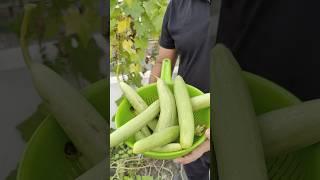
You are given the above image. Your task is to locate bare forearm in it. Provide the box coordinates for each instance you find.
[149,61,162,83]
[149,47,177,83]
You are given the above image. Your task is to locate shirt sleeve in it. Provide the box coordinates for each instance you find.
[159,1,175,49]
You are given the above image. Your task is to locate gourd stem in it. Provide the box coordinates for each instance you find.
[20,4,36,69]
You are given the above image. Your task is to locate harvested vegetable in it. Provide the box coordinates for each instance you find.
[134,131,146,141]
[119,82,156,136]
[259,99,320,157]
[155,78,177,132]
[191,93,210,111]
[212,44,268,179]
[133,126,180,154]
[174,76,195,149]
[110,100,160,148]
[153,143,182,153]
[21,4,106,166]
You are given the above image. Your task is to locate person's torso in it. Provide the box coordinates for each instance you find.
[167,0,211,92]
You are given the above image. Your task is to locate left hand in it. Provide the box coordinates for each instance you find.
[174,128,210,165]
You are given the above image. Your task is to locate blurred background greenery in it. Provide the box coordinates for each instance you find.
[0,1,108,179]
[110,0,168,87]
[1,0,108,87]
[0,0,170,178]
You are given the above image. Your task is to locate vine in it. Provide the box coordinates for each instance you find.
[110,0,168,87]
[9,0,107,87]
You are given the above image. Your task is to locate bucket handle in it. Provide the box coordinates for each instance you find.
[160,58,173,84]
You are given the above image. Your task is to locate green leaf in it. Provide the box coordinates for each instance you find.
[143,1,159,19]
[122,39,136,54]
[129,63,141,73]
[137,49,146,62]
[124,0,133,7]
[44,12,62,39]
[117,17,131,34]
[152,6,167,32]
[158,0,169,6]
[129,72,142,87]
[134,37,148,49]
[110,0,168,87]
[130,49,145,64]
[123,0,144,19]
[134,21,147,37]
[63,8,100,47]
[65,37,103,82]
[111,0,117,9]
[110,19,117,31]
[140,14,155,35]
[63,8,90,46]
[151,15,163,32]
[111,5,121,18]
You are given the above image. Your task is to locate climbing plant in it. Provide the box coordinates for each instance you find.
[9,0,107,86]
[110,0,168,87]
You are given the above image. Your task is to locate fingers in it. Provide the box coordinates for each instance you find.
[173,128,211,165]
[174,151,202,165]
[174,140,210,165]
[205,128,210,140]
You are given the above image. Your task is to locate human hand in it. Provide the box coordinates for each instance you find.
[174,128,210,165]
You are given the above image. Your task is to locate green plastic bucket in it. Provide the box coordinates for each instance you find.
[17,72,320,179]
[243,72,312,179]
[115,59,210,160]
[17,80,107,180]
[115,80,210,160]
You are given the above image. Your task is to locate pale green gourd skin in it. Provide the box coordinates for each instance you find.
[152,143,182,152]
[212,44,268,180]
[21,4,107,167]
[110,100,160,148]
[31,63,106,166]
[155,78,177,132]
[133,126,180,154]
[140,127,151,137]
[259,99,320,157]
[174,76,195,149]
[147,119,158,131]
[119,82,155,136]
[119,82,148,113]
[191,93,210,111]
[148,93,211,131]
[134,131,146,141]
[167,84,178,125]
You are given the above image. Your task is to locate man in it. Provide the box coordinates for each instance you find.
[149,0,212,179]
[151,0,320,179]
